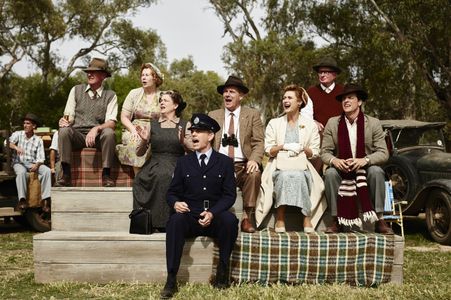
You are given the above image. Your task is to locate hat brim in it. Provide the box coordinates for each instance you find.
[312,65,342,74]
[188,124,213,132]
[23,117,40,127]
[336,90,368,102]
[217,84,249,95]
[83,68,112,77]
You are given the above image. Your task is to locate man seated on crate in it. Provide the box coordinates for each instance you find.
[9,113,51,212]
[161,114,238,299]
[321,83,393,234]
[56,57,118,187]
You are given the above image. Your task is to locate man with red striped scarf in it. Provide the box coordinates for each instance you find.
[321,84,393,234]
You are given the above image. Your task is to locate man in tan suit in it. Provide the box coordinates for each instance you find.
[209,75,264,233]
[321,83,393,234]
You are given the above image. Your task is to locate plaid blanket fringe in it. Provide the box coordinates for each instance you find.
[213,230,394,287]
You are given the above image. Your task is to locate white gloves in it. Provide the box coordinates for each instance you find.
[283,143,302,154]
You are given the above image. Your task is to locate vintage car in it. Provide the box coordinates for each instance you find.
[0,129,51,232]
[381,120,451,245]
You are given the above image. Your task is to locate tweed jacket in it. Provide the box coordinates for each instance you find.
[208,106,264,164]
[321,113,389,166]
[255,115,327,228]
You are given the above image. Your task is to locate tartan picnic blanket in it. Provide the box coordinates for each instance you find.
[213,229,394,286]
[70,148,134,187]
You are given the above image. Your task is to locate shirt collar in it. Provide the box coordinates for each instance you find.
[225,106,241,117]
[85,85,104,97]
[320,82,335,94]
[196,148,213,160]
[158,116,180,124]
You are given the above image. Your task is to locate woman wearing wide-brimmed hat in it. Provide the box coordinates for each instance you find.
[116,63,164,176]
[132,90,193,231]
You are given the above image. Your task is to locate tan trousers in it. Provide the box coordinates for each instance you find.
[58,127,116,168]
[234,162,261,209]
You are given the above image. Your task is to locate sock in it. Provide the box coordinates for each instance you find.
[102,168,111,177]
[61,162,71,177]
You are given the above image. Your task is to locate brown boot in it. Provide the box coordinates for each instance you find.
[375,219,394,235]
[325,217,341,233]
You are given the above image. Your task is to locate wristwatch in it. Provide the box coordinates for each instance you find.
[364,156,370,165]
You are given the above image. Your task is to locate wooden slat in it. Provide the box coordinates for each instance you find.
[51,213,131,231]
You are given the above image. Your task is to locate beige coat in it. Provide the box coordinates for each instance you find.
[255,115,327,228]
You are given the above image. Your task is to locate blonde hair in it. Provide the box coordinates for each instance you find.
[283,84,309,110]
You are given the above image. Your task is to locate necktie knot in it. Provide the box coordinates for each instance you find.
[200,154,207,169]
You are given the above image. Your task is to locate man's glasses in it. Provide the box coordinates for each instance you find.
[318,70,335,75]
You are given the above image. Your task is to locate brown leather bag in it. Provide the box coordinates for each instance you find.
[27,172,42,207]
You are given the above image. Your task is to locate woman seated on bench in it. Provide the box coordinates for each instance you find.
[116,62,163,176]
[132,90,192,232]
[255,85,326,233]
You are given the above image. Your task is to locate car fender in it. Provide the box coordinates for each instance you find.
[404,179,451,215]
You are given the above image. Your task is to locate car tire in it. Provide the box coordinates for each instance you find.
[25,208,51,232]
[426,189,451,245]
[383,156,419,205]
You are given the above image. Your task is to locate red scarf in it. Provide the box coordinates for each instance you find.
[337,111,377,226]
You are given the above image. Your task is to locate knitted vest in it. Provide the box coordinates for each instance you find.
[307,84,344,126]
[73,84,116,133]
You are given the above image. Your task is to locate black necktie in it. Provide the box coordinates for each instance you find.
[200,154,207,169]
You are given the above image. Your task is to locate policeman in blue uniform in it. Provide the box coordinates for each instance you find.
[161,113,238,299]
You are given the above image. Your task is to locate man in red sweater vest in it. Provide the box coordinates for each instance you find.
[307,57,344,174]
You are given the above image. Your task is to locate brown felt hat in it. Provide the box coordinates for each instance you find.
[312,57,342,74]
[335,83,368,102]
[83,57,112,77]
[217,75,249,95]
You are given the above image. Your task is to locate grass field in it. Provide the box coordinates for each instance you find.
[1,218,450,299]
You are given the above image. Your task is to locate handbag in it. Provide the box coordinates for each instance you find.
[276,151,308,171]
[129,207,153,234]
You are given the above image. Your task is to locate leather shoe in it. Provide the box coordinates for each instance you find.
[15,198,28,212]
[160,280,178,299]
[325,217,341,234]
[213,264,230,289]
[375,219,394,235]
[102,175,115,187]
[240,218,255,233]
[55,175,71,187]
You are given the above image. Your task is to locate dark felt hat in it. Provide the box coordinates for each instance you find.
[312,57,342,74]
[188,113,220,133]
[83,57,112,77]
[23,113,41,127]
[335,83,368,102]
[217,75,249,95]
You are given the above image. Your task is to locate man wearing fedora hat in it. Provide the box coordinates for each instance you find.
[321,83,393,234]
[208,75,264,233]
[9,113,52,212]
[57,57,118,187]
[306,57,345,174]
[161,113,238,298]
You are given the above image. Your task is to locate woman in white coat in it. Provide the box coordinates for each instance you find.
[255,84,326,233]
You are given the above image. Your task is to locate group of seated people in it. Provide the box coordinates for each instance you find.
[8,56,396,298]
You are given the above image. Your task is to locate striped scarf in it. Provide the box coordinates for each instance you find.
[337,111,377,227]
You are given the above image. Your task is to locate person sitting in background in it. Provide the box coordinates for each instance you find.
[321,83,393,234]
[116,62,163,176]
[56,57,118,187]
[255,85,326,233]
[49,130,60,184]
[9,113,51,212]
[132,90,192,232]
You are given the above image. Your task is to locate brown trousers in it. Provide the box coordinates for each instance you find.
[234,162,261,209]
[58,127,116,168]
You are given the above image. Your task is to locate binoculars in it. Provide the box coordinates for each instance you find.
[221,134,238,147]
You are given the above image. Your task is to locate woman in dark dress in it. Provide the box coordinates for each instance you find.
[133,90,192,231]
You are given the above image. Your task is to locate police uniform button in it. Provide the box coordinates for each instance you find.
[218,174,222,177]
[203,187,207,190]
[203,175,206,178]
[186,174,190,177]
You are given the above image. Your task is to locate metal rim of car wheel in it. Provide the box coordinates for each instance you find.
[425,189,451,245]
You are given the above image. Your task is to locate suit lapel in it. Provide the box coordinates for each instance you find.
[239,107,249,148]
[213,110,225,150]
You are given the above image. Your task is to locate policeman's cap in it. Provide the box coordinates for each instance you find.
[188,113,220,133]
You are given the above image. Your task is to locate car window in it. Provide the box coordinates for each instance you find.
[394,128,444,149]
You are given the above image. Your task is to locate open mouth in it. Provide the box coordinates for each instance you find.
[192,138,199,145]
[283,102,291,109]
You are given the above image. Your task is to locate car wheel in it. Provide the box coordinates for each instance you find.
[383,156,419,205]
[426,190,451,245]
[25,207,51,232]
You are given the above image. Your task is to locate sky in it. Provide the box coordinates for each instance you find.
[11,0,233,78]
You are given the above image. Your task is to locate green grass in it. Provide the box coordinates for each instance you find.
[0,220,450,299]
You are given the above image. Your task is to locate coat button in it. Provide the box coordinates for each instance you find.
[203,187,207,190]
[186,174,190,177]
[218,174,222,177]
[203,175,206,178]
